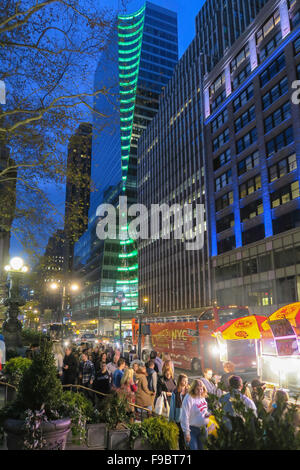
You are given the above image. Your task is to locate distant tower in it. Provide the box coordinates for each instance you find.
[64,123,92,272]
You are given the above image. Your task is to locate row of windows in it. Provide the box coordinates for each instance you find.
[215,169,232,191]
[241,199,263,222]
[213,148,231,171]
[238,150,260,176]
[235,105,255,133]
[256,9,280,45]
[215,191,233,212]
[211,108,228,134]
[262,76,288,109]
[213,128,229,152]
[231,43,250,73]
[271,181,299,208]
[266,126,294,158]
[236,127,257,154]
[269,153,297,182]
[233,83,254,112]
[260,53,285,87]
[216,213,234,233]
[259,30,282,63]
[264,101,291,133]
[211,89,226,113]
[210,71,225,97]
[233,62,251,90]
[240,174,262,199]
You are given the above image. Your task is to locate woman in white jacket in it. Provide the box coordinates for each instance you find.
[180,379,209,450]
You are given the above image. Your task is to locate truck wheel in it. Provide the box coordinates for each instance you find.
[191,359,202,374]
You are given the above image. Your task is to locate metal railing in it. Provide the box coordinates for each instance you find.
[0,381,17,407]
[62,383,156,421]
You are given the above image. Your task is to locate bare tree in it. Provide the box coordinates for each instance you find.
[0,0,120,259]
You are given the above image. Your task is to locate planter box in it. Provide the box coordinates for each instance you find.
[4,417,71,450]
[107,428,130,450]
[133,437,152,450]
[86,423,107,449]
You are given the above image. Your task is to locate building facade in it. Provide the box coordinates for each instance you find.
[138,0,300,316]
[72,2,178,329]
[64,123,92,272]
[204,0,300,314]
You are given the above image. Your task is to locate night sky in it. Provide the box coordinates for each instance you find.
[10,0,206,260]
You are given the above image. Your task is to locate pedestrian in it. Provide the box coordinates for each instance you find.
[119,367,137,411]
[162,354,175,376]
[79,352,95,401]
[150,350,162,374]
[135,365,155,414]
[220,361,235,391]
[93,362,112,405]
[251,379,270,412]
[157,367,177,406]
[131,359,144,381]
[180,379,209,450]
[200,368,222,397]
[220,375,257,430]
[146,360,158,395]
[112,358,126,389]
[106,354,119,377]
[100,352,108,364]
[169,374,189,450]
[52,342,64,381]
[62,346,78,389]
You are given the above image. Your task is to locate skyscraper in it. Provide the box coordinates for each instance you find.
[73,2,178,332]
[64,123,92,272]
[138,0,297,316]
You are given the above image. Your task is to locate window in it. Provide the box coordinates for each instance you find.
[266,126,294,157]
[216,213,235,233]
[256,10,280,45]
[271,180,299,208]
[215,191,234,211]
[211,109,228,134]
[259,30,282,62]
[231,43,250,73]
[235,105,255,132]
[233,83,254,112]
[239,175,262,198]
[236,128,257,154]
[233,62,251,90]
[242,224,265,246]
[210,72,225,97]
[211,89,226,112]
[241,199,263,222]
[237,150,260,176]
[268,153,297,182]
[291,9,300,29]
[213,128,229,152]
[243,258,258,276]
[213,148,231,171]
[260,53,286,87]
[215,169,232,191]
[218,235,236,254]
[264,101,291,133]
[262,76,288,109]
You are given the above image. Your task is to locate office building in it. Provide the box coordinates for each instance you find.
[73,2,178,330]
[138,0,300,315]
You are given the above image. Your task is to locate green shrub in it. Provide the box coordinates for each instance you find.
[97,392,134,429]
[21,329,45,346]
[129,416,179,450]
[14,338,63,418]
[206,392,300,450]
[4,357,32,387]
[59,391,94,442]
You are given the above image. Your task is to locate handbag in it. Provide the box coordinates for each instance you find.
[154,392,170,417]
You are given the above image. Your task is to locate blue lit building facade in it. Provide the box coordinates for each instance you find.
[138,0,300,316]
[73,2,178,328]
[204,0,300,313]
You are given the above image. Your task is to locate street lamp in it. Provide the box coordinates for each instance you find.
[137,296,149,360]
[48,280,80,323]
[2,256,29,350]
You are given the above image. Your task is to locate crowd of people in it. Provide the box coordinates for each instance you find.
[27,341,296,451]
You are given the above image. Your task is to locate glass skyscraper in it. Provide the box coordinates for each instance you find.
[73,2,178,329]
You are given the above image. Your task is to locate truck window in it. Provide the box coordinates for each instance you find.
[200,310,214,321]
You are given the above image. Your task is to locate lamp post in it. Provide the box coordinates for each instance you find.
[2,257,29,351]
[115,291,126,356]
[49,281,79,323]
[137,297,148,360]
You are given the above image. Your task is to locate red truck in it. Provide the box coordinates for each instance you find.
[132,305,257,373]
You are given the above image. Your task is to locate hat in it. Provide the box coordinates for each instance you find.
[251,379,265,388]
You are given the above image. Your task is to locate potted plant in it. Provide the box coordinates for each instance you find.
[97,392,134,450]
[3,357,32,402]
[0,338,71,450]
[129,416,179,450]
[60,391,94,446]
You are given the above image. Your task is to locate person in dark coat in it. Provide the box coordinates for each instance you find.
[93,362,112,406]
[62,347,78,389]
[157,368,177,405]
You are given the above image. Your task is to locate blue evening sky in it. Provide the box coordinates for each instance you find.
[10,0,206,260]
